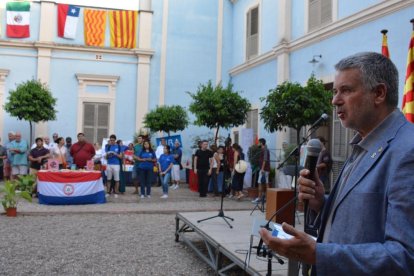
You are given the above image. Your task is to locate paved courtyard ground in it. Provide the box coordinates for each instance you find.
[0,184,259,275]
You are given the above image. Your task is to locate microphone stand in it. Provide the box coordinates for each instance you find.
[197,145,234,228]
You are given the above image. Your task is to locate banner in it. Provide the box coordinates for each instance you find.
[109,10,138,48]
[84,9,107,47]
[6,1,30,38]
[57,4,80,39]
[403,28,414,123]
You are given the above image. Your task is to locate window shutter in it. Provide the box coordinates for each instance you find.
[246,6,259,60]
[83,103,95,142]
[308,0,332,31]
[321,0,332,25]
[97,103,109,143]
[246,109,259,142]
[83,102,110,143]
[309,0,321,31]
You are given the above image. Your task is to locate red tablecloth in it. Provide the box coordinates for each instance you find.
[189,169,198,192]
[37,170,106,205]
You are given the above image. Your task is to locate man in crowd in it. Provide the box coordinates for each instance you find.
[252,138,270,204]
[9,132,29,179]
[194,140,213,197]
[0,138,7,180]
[70,133,95,169]
[3,131,14,181]
[49,132,59,149]
[132,135,143,194]
[260,52,414,275]
[171,140,182,190]
[155,138,166,186]
[65,137,73,168]
[105,134,123,198]
[28,137,50,195]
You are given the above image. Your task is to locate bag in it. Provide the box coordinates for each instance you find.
[260,173,266,184]
[235,160,247,173]
[179,163,183,170]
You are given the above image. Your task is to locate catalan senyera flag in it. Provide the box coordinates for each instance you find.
[84,9,107,47]
[381,30,390,58]
[403,28,414,123]
[109,10,138,49]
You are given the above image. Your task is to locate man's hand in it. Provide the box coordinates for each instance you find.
[194,169,197,175]
[259,223,316,264]
[298,169,325,213]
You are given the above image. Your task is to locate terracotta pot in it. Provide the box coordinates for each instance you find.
[6,207,17,217]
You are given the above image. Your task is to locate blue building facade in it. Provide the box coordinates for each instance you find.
[0,0,413,174]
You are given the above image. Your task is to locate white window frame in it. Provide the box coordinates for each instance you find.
[75,74,119,139]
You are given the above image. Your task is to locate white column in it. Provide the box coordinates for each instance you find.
[0,69,10,141]
[35,46,52,138]
[158,0,169,105]
[35,1,55,138]
[136,0,153,132]
[135,55,151,133]
[216,0,224,85]
[275,0,292,157]
[38,1,55,42]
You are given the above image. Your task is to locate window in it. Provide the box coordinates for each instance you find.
[246,108,258,142]
[246,6,259,60]
[308,0,332,31]
[83,102,109,143]
[76,74,119,144]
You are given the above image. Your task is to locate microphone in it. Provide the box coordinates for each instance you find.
[304,139,323,181]
[308,113,328,131]
[303,139,323,233]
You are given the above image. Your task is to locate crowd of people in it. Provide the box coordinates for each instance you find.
[0,132,186,200]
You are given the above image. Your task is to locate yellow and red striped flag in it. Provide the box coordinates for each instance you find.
[84,9,107,47]
[381,29,390,58]
[402,21,414,123]
[109,10,138,49]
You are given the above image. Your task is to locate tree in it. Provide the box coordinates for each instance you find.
[143,105,189,137]
[260,75,332,145]
[188,80,251,144]
[4,79,57,145]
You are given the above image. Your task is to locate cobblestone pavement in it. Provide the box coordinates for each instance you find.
[0,184,260,275]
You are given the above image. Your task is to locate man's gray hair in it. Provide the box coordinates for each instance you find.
[335,52,399,107]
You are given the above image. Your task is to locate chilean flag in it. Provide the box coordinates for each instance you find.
[37,171,106,205]
[57,4,80,39]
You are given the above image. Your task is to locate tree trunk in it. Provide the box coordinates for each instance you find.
[29,121,33,147]
[214,126,220,145]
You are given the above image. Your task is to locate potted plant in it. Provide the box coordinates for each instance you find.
[1,180,32,217]
[15,174,36,194]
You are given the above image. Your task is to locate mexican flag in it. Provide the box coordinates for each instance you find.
[6,2,30,38]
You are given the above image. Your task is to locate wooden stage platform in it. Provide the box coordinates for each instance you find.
[175,210,304,275]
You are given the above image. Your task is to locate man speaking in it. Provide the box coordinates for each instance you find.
[260,52,414,275]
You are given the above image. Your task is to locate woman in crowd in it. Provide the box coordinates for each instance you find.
[215,146,225,195]
[158,145,174,199]
[231,143,245,200]
[51,137,67,169]
[208,144,218,196]
[137,140,156,198]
